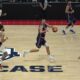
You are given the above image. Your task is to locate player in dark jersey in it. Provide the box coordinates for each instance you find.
[39,0,51,19]
[23,19,54,61]
[62,1,76,35]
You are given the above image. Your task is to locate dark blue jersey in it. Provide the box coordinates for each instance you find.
[36,23,47,48]
[66,6,75,24]
[38,23,47,38]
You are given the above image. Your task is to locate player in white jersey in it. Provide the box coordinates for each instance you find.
[0,24,8,68]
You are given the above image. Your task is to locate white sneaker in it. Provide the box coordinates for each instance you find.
[23,51,27,57]
[48,55,55,62]
[22,50,29,57]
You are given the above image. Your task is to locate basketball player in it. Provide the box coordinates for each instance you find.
[39,0,51,10]
[0,24,20,69]
[62,1,76,35]
[0,24,8,68]
[23,19,54,61]
[0,9,8,69]
[0,24,8,46]
[39,0,51,19]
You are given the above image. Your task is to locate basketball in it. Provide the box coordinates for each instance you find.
[52,27,58,32]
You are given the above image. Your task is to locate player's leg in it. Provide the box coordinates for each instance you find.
[1,51,8,60]
[69,18,76,34]
[62,22,72,35]
[22,48,39,57]
[45,43,50,55]
[41,36,54,61]
[62,14,71,35]
[22,39,41,57]
[23,36,41,57]
[69,23,75,34]
[44,43,54,60]
[38,37,51,57]
[0,51,8,69]
[69,15,76,34]
[22,34,42,57]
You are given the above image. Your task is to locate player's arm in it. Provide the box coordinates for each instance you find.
[65,6,74,14]
[65,6,69,13]
[65,6,71,14]
[45,23,53,28]
[45,23,57,32]
[2,33,8,43]
[43,2,51,10]
[2,36,8,43]
[39,2,44,9]
[43,3,48,10]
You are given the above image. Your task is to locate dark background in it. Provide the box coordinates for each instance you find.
[2,2,80,20]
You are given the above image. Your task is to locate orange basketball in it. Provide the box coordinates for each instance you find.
[52,27,58,32]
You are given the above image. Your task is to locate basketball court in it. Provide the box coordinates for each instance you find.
[0,25,80,80]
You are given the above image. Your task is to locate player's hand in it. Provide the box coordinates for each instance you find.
[6,37,8,40]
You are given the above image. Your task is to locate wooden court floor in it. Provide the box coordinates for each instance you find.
[0,25,80,80]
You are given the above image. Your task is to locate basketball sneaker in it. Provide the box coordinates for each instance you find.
[48,55,55,62]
